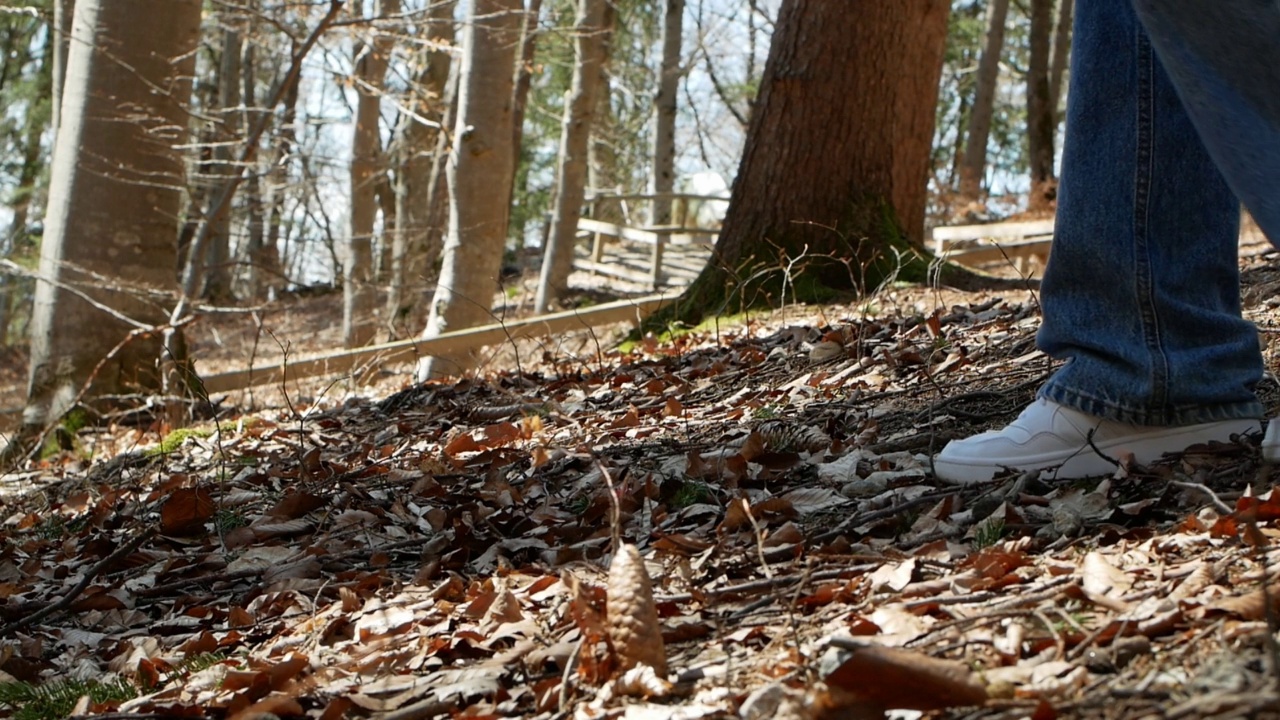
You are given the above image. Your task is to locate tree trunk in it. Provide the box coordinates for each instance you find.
[1048,0,1074,122]
[958,0,1009,200]
[510,0,544,175]
[24,0,201,428]
[665,0,949,326]
[241,37,269,300]
[535,0,611,312]
[1027,0,1056,208]
[344,0,400,347]
[387,0,455,332]
[202,25,242,303]
[417,0,522,380]
[50,0,74,134]
[650,0,684,226]
[587,0,619,221]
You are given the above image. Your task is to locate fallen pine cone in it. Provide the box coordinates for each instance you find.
[606,543,667,676]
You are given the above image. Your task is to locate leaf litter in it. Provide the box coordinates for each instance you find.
[4,278,1280,719]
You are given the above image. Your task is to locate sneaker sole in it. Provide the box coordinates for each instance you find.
[934,418,1261,485]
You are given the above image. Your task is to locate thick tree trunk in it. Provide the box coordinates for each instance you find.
[959,0,1009,199]
[344,0,400,347]
[535,0,611,312]
[650,0,684,226]
[24,0,200,428]
[417,0,522,380]
[387,0,455,331]
[1048,0,1074,121]
[1027,0,1056,208]
[667,0,949,325]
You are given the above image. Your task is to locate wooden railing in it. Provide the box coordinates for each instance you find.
[576,193,725,288]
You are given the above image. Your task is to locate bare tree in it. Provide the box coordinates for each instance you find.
[535,0,612,312]
[24,0,201,429]
[958,0,1009,200]
[1048,0,1073,120]
[650,0,684,226]
[344,0,401,347]
[417,0,523,380]
[387,0,456,331]
[1026,0,1055,208]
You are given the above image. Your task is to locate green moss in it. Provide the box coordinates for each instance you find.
[671,480,713,509]
[145,426,214,458]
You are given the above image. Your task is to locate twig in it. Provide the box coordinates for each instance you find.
[1170,480,1233,515]
[0,527,158,636]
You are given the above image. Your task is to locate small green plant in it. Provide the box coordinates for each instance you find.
[754,404,782,420]
[215,508,248,533]
[0,677,138,720]
[672,480,713,509]
[566,494,592,516]
[972,517,1006,549]
[145,426,215,458]
[33,517,64,541]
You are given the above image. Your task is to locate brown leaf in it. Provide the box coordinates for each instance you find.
[824,641,988,710]
[161,486,215,536]
[606,544,667,676]
[267,490,326,520]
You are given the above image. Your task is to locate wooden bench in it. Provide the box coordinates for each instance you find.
[931,218,1055,273]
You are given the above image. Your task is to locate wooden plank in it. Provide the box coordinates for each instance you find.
[578,218,665,245]
[200,295,677,393]
[577,218,716,246]
[930,218,1055,242]
[942,239,1052,266]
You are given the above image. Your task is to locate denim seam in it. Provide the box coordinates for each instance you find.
[1131,27,1170,410]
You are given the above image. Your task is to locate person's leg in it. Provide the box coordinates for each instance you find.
[934,0,1264,484]
[1131,0,1280,246]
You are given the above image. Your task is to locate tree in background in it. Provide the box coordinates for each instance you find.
[662,0,950,327]
[649,0,684,226]
[958,0,1009,200]
[417,0,523,380]
[24,0,202,429]
[1025,0,1055,209]
[344,0,401,347]
[387,1,456,332]
[535,0,612,312]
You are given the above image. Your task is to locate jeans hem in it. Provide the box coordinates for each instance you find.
[1038,382,1264,426]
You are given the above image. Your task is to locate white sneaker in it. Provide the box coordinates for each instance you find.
[1264,421,1280,463]
[933,398,1261,485]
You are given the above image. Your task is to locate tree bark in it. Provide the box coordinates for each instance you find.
[650,0,684,226]
[24,0,201,427]
[202,25,242,303]
[1048,0,1074,122]
[344,0,400,347]
[959,0,1009,200]
[664,0,949,326]
[535,0,611,312]
[50,0,74,134]
[1027,0,1056,208]
[417,0,522,380]
[387,0,455,332]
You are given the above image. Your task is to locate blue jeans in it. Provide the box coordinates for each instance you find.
[1036,0,1280,426]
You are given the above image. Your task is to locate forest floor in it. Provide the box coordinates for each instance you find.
[5,236,1280,718]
